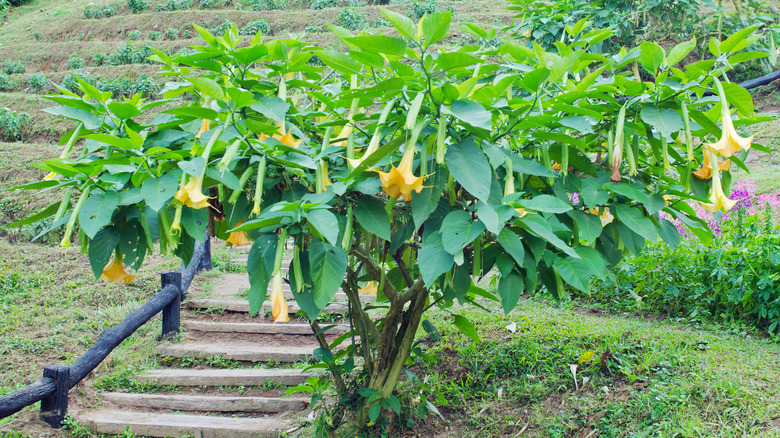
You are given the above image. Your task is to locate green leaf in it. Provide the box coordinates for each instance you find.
[553,255,589,292]
[666,37,696,66]
[206,167,241,190]
[369,403,381,423]
[720,25,760,54]
[141,173,179,211]
[657,217,681,248]
[309,240,348,309]
[316,49,363,76]
[43,106,101,130]
[508,154,555,177]
[522,67,550,92]
[441,210,485,255]
[249,97,290,122]
[108,101,141,120]
[518,195,572,214]
[181,206,208,241]
[79,190,120,238]
[721,82,754,118]
[119,220,146,271]
[421,11,451,46]
[247,234,277,316]
[386,395,401,415]
[380,7,416,41]
[418,231,455,286]
[163,106,218,120]
[421,319,441,341]
[614,204,657,243]
[498,271,523,314]
[179,157,206,178]
[639,41,665,74]
[446,140,492,201]
[6,202,60,228]
[88,226,121,279]
[640,105,684,139]
[306,209,340,246]
[452,314,479,342]
[442,100,492,130]
[518,214,578,258]
[436,52,481,71]
[354,196,391,241]
[567,210,603,244]
[187,77,226,102]
[496,228,524,267]
[411,172,443,231]
[346,35,406,56]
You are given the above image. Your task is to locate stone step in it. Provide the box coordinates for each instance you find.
[160,343,314,362]
[187,298,349,315]
[136,368,313,386]
[183,320,351,335]
[101,392,307,413]
[77,409,292,438]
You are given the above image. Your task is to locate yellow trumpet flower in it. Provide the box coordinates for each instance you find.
[705,106,753,159]
[701,151,737,212]
[358,281,378,295]
[226,219,251,246]
[503,170,527,218]
[333,124,352,148]
[100,254,135,284]
[42,172,58,181]
[692,146,730,180]
[270,271,289,324]
[377,145,425,202]
[195,119,210,139]
[174,175,210,209]
[588,207,613,226]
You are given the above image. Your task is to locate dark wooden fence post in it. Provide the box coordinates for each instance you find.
[200,229,212,272]
[161,272,182,337]
[40,365,69,427]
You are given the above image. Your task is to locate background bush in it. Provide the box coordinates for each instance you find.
[338,7,366,30]
[239,19,270,36]
[26,72,48,93]
[310,0,339,9]
[2,60,25,75]
[0,108,30,141]
[0,72,16,91]
[127,0,149,13]
[66,56,86,70]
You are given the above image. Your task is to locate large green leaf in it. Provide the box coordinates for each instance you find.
[88,226,121,279]
[518,214,578,258]
[443,100,492,130]
[316,49,363,76]
[309,240,348,309]
[346,35,406,56]
[380,7,416,41]
[418,231,455,286]
[496,228,524,267]
[639,41,665,74]
[249,97,290,122]
[452,314,479,342]
[108,101,141,120]
[141,173,179,211]
[441,210,485,255]
[306,209,340,246]
[517,195,572,214]
[181,206,208,241]
[411,172,444,231]
[421,11,451,46]
[79,190,120,238]
[446,140,492,201]
[567,210,603,244]
[498,271,523,314]
[721,82,754,118]
[187,77,226,102]
[119,219,146,271]
[43,106,102,130]
[247,234,277,316]
[354,196,391,241]
[640,105,683,139]
[614,204,657,243]
[436,52,481,71]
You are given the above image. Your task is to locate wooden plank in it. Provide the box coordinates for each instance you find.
[186,299,348,315]
[136,368,313,387]
[182,320,351,335]
[101,393,307,413]
[160,343,314,362]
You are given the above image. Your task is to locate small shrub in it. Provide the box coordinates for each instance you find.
[164,27,179,40]
[132,73,158,97]
[0,108,30,141]
[127,0,149,13]
[128,30,142,40]
[250,0,285,10]
[2,60,25,75]
[83,5,118,19]
[199,0,218,7]
[181,27,192,38]
[147,30,161,41]
[156,0,191,10]
[239,19,270,36]
[411,0,442,19]
[210,20,234,36]
[338,7,366,31]
[107,44,154,65]
[0,72,16,91]
[66,56,86,70]
[305,25,324,33]
[26,72,48,93]
[93,52,108,66]
[348,0,365,6]
[62,70,98,93]
[31,31,44,41]
[310,0,338,9]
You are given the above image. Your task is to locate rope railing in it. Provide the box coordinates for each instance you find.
[0,231,211,426]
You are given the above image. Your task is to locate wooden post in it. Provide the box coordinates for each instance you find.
[40,365,69,428]
[201,229,212,272]
[161,272,182,337]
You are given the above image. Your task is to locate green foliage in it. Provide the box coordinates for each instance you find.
[93,52,108,66]
[156,0,192,11]
[249,0,286,10]
[128,30,142,41]
[338,7,367,30]
[590,208,780,335]
[83,4,119,19]
[127,0,149,13]
[97,73,159,98]
[164,27,180,40]
[2,59,25,74]
[240,19,270,36]
[0,108,30,141]
[0,72,15,91]
[199,0,218,8]
[26,72,48,93]
[62,69,97,93]
[310,0,339,9]
[107,43,154,65]
[147,30,161,41]
[411,0,448,20]
[66,56,86,70]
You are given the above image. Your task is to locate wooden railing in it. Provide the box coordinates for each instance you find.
[0,231,212,427]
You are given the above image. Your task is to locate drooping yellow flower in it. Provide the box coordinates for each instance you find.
[226,220,251,246]
[377,145,425,202]
[174,175,210,209]
[333,124,352,148]
[195,119,210,139]
[692,146,730,180]
[705,103,753,158]
[270,271,289,324]
[359,281,378,295]
[503,169,527,218]
[100,254,135,284]
[42,172,58,181]
[701,151,737,212]
[588,207,613,226]
[271,121,302,148]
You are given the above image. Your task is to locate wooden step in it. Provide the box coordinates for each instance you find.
[77,409,292,438]
[160,343,314,362]
[136,368,313,386]
[187,298,349,315]
[101,392,307,413]
[183,320,351,335]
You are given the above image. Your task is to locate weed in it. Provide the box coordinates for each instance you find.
[164,27,179,40]
[83,4,119,19]
[249,0,286,10]
[338,7,366,30]
[128,29,142,40]
[239,19,270,36]
[66,56,86,70]
[30,30,43,41]
[0,72,16,91]
[62,69,97,93]
[310,0,339,9]
[147,30,161,41]
[0,108,30,141]
[92,52,108,66]
[107,43,154,65]
[156,0,192,11]
[127,0,149,13]
[25,72,47,93]
[305,25,324,33]
[2,59,25,75]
